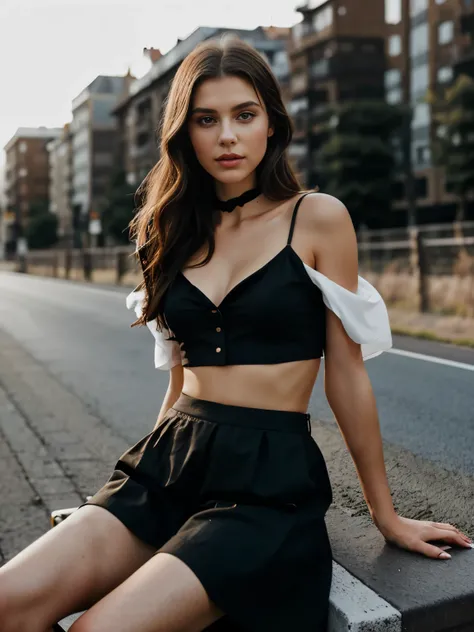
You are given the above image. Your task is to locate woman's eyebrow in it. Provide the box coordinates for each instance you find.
[191,100,261,115]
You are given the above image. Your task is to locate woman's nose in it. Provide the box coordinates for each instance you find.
[218,121,237,144]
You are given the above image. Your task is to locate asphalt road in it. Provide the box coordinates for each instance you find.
[1,271,473,477]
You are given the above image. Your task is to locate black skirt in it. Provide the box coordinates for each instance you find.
[80,392,334,631]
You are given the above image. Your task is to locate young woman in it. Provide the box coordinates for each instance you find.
[1,35,472,632]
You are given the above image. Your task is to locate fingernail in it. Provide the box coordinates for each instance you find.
[439,552,451,559]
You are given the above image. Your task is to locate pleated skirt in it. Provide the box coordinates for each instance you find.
[80,392,334,631]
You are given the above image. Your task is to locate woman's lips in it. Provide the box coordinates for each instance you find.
[216,157,244,168]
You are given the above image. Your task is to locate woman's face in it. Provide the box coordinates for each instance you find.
[187,75,274,194]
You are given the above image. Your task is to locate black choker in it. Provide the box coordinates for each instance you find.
[214,186,261,213]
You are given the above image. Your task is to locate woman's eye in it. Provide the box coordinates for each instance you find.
[197,112,255,126]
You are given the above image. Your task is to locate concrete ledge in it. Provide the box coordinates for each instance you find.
[329,561,401,632]
[326,507,474,632]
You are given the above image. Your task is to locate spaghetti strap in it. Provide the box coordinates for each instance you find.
[287,193,312,246]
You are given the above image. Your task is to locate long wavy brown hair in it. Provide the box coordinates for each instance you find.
[129,33,307,331]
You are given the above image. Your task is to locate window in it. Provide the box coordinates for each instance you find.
[92,99,114,126]
[387,88,402,104]
[288,97,308,115]
[291,71,307,92]
[385,68,401,89]
[310,59,329,79]
[389,34,402,56]
[410,0,428,16]
[339,42,354,53]
[292,22,304,44]
[338,6,347,15]
[437,66,453,83]
[412,145,431,168]
[385,0,401,24]
[410,23,429,58]
[19,168,28,178]
[438,21,454,45]
[415,177,428,197]
[411,64,429,100]
[412,103,431,128]
[312,6,333,33]
[19,141,27,153]
[435,0,446,4]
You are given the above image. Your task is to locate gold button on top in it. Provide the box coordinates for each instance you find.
[211,309,217,314]
[216,327,222,333]
[216,347,221,353]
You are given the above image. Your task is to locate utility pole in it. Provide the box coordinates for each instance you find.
[401,0,417,227]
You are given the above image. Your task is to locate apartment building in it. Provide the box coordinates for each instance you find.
[112,26,290,188]
[455,0,474,78]
[3,127,61,256]
[388,0,474,223]
[47,123,74,247]
[287,0,387,188]
[71,72,134,245]
[287,0,474,225]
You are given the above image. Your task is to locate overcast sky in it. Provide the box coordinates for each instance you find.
[0,0,400,168]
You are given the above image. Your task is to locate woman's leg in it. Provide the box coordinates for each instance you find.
[0,504,157,632]
[69,552,225,632]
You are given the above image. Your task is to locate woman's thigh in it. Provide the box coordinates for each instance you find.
[69,552,225,632]
[0,504,157,630]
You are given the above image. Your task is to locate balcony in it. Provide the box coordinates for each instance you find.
[460,10,474,36]
[290,73,308,95]
[454,42,474,78]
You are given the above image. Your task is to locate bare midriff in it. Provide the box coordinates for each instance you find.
[181,357,321,413]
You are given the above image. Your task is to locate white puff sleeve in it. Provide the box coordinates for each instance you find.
[303,263,392,361]
[126,289,182,370]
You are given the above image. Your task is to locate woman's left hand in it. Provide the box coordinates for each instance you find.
[376,514,473,559]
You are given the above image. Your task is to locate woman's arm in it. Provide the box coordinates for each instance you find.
[154,364,184,430]
[309,194,397,527]
[307,194,472,558]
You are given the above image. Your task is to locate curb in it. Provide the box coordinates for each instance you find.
[329,562,401,632]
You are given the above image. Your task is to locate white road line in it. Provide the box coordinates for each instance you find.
[387,348,474,371]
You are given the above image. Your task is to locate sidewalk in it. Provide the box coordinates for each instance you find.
[0,327,128,563]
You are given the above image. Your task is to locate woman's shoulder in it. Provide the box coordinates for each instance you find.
[292,192,354,250]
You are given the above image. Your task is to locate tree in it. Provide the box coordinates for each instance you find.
[100,170,138,244]
[316,100,406,229]
[426,74,474,224]
[26,209,58,249]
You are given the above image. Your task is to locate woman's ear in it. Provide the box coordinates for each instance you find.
[268,127,274,138]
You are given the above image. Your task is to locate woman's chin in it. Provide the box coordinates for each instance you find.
[212,169,252,184]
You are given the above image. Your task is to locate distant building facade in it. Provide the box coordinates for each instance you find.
[71,72,134,245]
[387,0,474,223]
[47,123,73,247]
[3,127,61,257]
[287,0,387,188]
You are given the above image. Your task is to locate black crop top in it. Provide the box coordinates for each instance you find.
[162,193,326,367]
[127,193,393,369]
